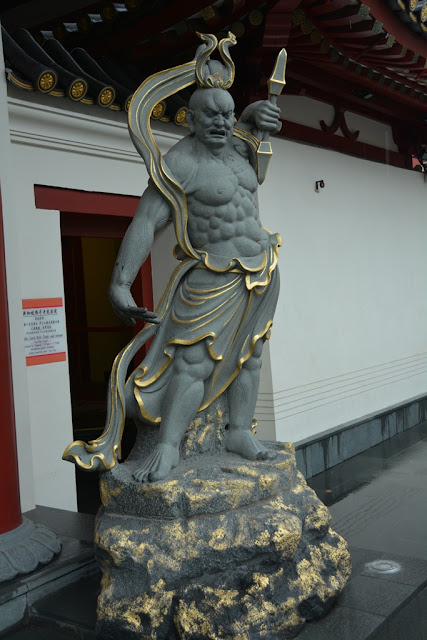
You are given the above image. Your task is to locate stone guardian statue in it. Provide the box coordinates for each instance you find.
[63,33,283,483]
[63,36,351,640]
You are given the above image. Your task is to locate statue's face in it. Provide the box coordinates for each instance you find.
[188,89,235,148]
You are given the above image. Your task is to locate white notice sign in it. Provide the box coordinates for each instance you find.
[22,298,66,366]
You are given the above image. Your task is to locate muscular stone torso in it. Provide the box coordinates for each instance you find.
[184,143,269,258]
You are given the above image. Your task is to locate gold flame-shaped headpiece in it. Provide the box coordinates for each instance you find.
[195,32,237,89]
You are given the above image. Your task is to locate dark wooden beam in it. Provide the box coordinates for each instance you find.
[278,118,408,168]
[286,58,427,126]
[364,0,427,58]
[85,0,212,57]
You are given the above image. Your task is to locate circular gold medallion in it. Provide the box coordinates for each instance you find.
[53,23,66,40]
[99,87,115,106]
[77,15,91,32]
[292,9,305,25]
[152,101,166,119]
[38,71,56,92]
[101,3,116,21]
[230,21,245,37]
[249,10,263,26]
[125,0,140,10]
[175,108,188,125]
[301,18,313,35]
[310,29,322,45]
[70,80,87,100]
[320,39,330,54]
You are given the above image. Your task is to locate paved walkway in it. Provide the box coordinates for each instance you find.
[1,422,426,639]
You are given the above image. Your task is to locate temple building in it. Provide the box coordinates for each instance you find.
[0,0,426,549]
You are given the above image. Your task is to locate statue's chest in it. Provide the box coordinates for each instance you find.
[188,155,256,206]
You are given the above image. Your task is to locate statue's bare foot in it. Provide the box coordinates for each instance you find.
[133,443,179,483]
[225,429,277,461]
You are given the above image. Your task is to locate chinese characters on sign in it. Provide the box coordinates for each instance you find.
[22,298,66,366]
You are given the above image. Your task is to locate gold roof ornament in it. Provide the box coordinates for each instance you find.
[195,32,236,89]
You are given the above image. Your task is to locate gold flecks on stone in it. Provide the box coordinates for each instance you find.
[99,477,123,506]
[258,473,278,492]
[38,71,56,92]
[271,519,301,556]
[358,3,370,17]
[197,425,211,445]
[251,417,258,434]
[249,9,263,26]
[95,395,351,639]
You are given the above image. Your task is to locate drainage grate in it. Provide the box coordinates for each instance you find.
[365,559,401,574]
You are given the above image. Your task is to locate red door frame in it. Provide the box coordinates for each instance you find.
[34,185,153,312]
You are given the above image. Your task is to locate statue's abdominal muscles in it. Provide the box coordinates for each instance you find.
[187,155,269,258]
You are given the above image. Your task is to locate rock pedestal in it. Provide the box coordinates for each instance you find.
[95,402,351,639]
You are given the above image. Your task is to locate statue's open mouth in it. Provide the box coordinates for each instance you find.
[209,128,226,137]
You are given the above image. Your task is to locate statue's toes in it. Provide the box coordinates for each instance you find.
[256,449,277,461]
[148,469,166,482]
[133,467,151,482]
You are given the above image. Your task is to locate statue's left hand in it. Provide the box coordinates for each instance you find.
[240,100,281,133]
[109,283,160,327]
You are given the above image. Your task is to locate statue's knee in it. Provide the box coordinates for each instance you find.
[242,339,264,372]
[175,343,214,379]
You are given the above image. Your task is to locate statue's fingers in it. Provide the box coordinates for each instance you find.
[127,307,161,324]
[112,305,136,327]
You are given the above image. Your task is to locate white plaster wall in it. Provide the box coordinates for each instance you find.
[6,90,183,511]
[5,85,427,510]
[259,137,427,444]
[278,95,398,151]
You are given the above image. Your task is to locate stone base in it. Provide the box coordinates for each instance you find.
[0,517,61,583]
[95,431,351,639]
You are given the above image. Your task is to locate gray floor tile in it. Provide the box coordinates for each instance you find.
[337,574,416,617]
[297,604,384,639]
